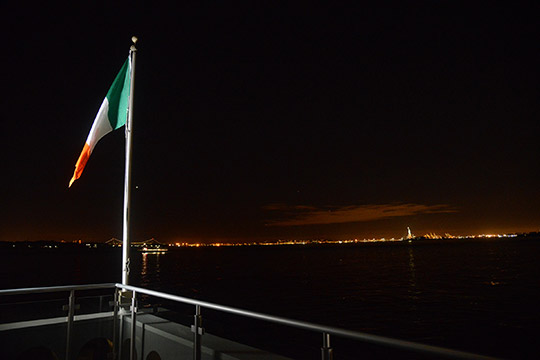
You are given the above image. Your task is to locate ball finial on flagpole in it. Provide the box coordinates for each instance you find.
[131,36,138,51]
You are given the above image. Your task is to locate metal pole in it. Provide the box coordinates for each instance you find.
[192,305,203,360]
[321,332,333,360]
[119,311,125,360]
[122,36,137,286]
[65,290,76,360]
[113,290,119,359]
[130,291,137,360]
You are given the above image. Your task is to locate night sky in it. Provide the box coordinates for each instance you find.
[1,2,539,243]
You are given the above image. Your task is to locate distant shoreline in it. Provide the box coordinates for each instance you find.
[1,232,539,251]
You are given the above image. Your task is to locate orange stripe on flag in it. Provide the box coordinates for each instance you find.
[69,143,91,188]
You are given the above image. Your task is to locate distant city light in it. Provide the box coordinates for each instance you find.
[2,231,526,250]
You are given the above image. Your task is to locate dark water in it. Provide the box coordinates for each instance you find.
[2,238,540,359]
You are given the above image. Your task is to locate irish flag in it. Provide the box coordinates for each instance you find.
[69,58,131,187]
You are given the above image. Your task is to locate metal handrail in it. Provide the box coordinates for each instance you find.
[0,283,117,296]
[0,283,117,360]
[116,283,496,360]
[0,283,497,359]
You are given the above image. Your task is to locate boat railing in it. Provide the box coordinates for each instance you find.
[0,283,497,360]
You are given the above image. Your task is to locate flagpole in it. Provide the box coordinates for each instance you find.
[123,36,137,285]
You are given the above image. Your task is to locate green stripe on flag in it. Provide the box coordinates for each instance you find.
[105,58,131,130]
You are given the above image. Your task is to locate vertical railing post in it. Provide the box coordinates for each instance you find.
[321,332,333,360]
[192,305,204,360]
[130,291,137,360]
[65,290,76,360]
[112,290,119,360]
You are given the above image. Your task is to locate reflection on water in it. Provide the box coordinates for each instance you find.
[408,247,418,299]
[140,252,163,288]
[141,253,148,277]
